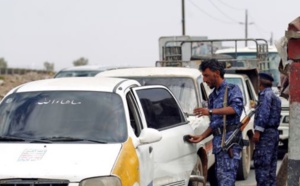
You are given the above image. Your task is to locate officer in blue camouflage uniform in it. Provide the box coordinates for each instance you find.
[253,72,281,186]
[188,59,243,186]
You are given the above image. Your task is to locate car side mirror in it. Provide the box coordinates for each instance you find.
[137,128,162,146]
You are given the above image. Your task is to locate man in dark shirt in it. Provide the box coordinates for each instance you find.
[253,72,281,186]
[188,59,243,186]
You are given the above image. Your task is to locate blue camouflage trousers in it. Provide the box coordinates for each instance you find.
[254,129,279,186]
[215,148,241,186]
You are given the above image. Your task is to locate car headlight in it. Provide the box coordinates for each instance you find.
[79,177,121,186]
[283,116,289,123]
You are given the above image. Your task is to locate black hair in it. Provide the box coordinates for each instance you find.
[260,79,272,88]
[199,59,226,78]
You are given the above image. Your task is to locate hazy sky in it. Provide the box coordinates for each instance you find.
[0,0,299,71]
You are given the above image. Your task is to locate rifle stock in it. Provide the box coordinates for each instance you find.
[240,110,255,131]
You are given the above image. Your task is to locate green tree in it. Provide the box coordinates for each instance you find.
[44,61,55,72]
[0,58,8,68]
[73,57,89,66]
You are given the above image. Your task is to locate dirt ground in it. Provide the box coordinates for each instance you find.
[0,72,52,99]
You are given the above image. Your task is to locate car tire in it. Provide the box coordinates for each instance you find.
[188,156,205,186]
[236,134,253,180]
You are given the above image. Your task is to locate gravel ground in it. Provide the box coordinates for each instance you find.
[0,72,52,99]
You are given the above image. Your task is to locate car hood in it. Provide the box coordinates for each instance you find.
[0,143,122,182]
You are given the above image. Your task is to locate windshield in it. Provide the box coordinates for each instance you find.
[225,78,246,105]
[220,52,280,86]
[0,91,127,143]
[54,70,103,78]
[126,77,197,114]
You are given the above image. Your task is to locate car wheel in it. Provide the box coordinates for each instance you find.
[236,134,253,180]
[188,156,205,186]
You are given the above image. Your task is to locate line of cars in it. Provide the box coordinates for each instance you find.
[56,63,257,181]
[0,62,286,186]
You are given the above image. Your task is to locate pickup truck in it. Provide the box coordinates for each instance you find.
[0,77,204,186]
[97,66,258,181]
[97,67,214,183]
[96,65,258,182]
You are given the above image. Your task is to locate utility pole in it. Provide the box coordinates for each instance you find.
[270,32,274,45]
[239,9,253,47]
[182,0,185,35]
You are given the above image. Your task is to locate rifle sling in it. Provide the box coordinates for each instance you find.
[221,86,228,148]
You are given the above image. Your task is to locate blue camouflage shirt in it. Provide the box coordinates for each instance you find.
[208,81,244,154]
[254,87,281,132]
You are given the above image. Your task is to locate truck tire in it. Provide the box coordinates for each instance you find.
[207,163,217,186]
[188,156,205,186]
[236,135,253,180]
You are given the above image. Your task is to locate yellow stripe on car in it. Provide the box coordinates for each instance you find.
[112,137,140,186]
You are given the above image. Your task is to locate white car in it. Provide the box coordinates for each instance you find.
[278,96,289,150]
[53,65,112,78]
[0,77,203,186]
[53,65,135,78]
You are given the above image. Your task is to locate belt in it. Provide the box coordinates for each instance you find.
[213,125,238,136]
[265,126,278,129]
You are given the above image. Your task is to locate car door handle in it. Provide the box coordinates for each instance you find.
[149,146,153,154]
[183,135,192,142]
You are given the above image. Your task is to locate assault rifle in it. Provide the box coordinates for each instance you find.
[223,109,256,157]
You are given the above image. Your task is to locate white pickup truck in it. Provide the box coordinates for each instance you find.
[0,77,204,186]
[97,66,258,181]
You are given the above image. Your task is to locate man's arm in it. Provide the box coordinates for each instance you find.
[188,127,213,143]
[194,106,235,116]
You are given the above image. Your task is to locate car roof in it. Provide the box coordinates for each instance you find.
[224,73,248,78]
[57,65,116,71]
[9,77,138,93]
[96,67,203,78]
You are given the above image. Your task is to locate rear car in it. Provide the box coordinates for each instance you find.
[0,77,202,186]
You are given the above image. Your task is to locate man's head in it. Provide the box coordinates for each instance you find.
[258,72,274,89]
[199,59,226,89]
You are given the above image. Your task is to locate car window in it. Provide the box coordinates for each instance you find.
[125,77,197,114]
[135,88,186,130]
[0,91,127,143]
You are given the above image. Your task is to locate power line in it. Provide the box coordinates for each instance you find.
[215,0,244,11]
[248,14,270,34]
[207,0,240,23]
[188,0,237,24]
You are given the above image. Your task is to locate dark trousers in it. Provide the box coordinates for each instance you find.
[254,129,279,186]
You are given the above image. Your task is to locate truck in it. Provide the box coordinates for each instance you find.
[97,67,215,184]
[97,66,258,181]
[155,36,273,180]
[0,77,205,186]
[158,35,290,154]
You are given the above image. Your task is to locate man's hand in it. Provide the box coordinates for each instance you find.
[187,134,204,143]
[252,130,261,143]
[193,107,209,117]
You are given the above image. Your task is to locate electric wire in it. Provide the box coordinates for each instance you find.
[215,0,244,11]
[188,0,237,24]
[207,0,241,23]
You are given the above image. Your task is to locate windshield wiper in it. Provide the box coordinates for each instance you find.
[0,136,52,143]
[0,136,27,141]
[40,136,107,143]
